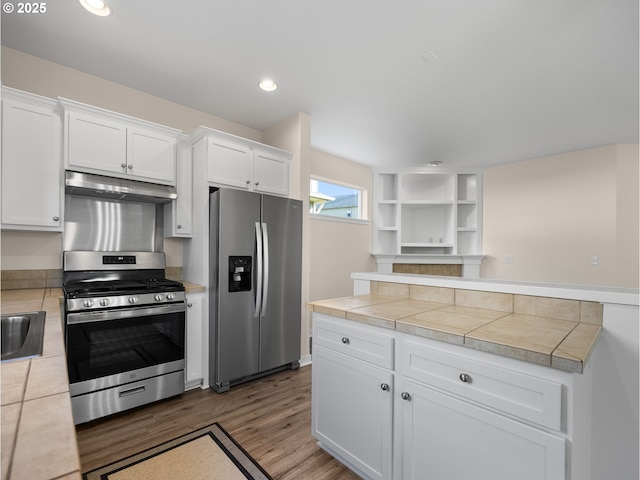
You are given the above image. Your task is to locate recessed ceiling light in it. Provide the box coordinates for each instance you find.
[79,0,111,16]
[427,161,442,167]
[259,79,278,92]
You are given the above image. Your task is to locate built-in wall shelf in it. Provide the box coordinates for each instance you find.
[373,170,484,278]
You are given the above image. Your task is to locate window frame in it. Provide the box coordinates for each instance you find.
[309,176,369,224]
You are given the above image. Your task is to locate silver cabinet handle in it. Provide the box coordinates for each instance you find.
[255,182,260,186]
[52,216,59,221]
[187,303,193,308]
[380,383,390,391]
[245,180,251,185]
[128,164,133,169]
[121,163,127,168]
[459,373,471,383]
[341,337,350,344]
[177,224,182,229]
[401,392,411,401]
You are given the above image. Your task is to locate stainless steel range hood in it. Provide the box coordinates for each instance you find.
[65,171,177,204]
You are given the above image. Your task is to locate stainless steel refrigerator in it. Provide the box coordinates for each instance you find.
[209,188,302,393]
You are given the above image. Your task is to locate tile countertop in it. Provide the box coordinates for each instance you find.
[307,292,602,374]
[1,288,81,480]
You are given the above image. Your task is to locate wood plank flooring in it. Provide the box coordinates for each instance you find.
[75,365,360,479]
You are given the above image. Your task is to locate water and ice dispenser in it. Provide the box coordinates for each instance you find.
[228,256,252,292]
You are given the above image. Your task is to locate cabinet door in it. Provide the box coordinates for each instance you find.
[66,112,127,175]
[185,293,204,387]
[165,142,192,237]
[1,98,63,230]
[207,138,252,189]
[397,378,565,480]
[127,126,176,184]
[312,345,393,480]
[253,149,289,196]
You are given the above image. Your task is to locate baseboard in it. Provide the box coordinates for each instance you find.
[299,354,312,367]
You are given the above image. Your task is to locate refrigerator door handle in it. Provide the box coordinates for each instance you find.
[261,222,269,316]
[254,221,263,317]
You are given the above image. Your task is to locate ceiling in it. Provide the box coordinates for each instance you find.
[2,0,638,169]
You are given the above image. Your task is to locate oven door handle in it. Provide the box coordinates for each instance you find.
[66,303,186,324]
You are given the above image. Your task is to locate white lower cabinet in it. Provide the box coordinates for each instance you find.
[312,315,394,480]
[185,292,204,389]
[312,346,393,480]
[312,313,589,480]
[395,377,565,480]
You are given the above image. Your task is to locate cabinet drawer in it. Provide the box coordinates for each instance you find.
[399,337,562,430]
[313,314,394,369]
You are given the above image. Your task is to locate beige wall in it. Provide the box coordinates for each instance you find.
[309,150,376,300]
[481,144,639,288]
[1,47,262,140]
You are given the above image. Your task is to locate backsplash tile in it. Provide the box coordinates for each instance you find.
[455,289,513,312]
[374,281,410,298]
[393,263,462,277]
[579,301,604,325]
[514,295,580,321]
[410,284,454,304]
[1,268,184,290]
[1,270,62,290]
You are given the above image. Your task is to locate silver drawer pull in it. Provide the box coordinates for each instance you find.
[341,337,350,344]
[401,392,411,401]
[119,385,145,397]
[380,383,390,391]
[459,373,472,383]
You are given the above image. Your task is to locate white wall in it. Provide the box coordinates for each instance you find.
[481,144,639,288]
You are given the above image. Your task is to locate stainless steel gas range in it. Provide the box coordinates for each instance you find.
[63,251,186,424]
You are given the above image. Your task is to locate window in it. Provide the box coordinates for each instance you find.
[310,178,365,221]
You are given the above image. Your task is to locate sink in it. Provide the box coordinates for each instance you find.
[1,311,45,361]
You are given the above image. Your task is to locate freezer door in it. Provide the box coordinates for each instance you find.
[210,188,261,388]
[260,195,302,371]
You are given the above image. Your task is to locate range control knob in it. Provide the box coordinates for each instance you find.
[99,298,110,307]
[128,296,138,304]
[166,293,175,300]
[83,299,94,308]
[154,294,164,302]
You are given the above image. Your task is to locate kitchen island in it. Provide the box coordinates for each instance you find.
[307,273,639,480]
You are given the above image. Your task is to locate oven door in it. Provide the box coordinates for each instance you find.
[65,303,185,396]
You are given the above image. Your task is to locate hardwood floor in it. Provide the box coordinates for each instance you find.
[75,365,360,479]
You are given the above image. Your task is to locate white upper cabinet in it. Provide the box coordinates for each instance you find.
[1,88,64,231]
[164,140,192,238]
[60,98,181,185]
[126,126,177,183]
[191,127,291,197]
[65,112,126,176]
[207,137,253,189]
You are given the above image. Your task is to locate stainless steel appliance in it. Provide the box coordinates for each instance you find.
[209,188,302,393]
[63,251,186,424]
